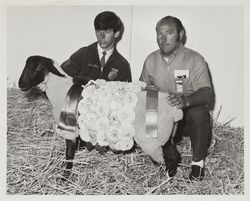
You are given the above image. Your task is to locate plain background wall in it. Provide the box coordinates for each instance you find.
[6,5,244,127]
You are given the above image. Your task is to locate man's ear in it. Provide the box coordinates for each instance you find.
[179,30,184,41]
[114,31,120,38]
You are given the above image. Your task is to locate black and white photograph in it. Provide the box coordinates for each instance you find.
[1,0,249,198]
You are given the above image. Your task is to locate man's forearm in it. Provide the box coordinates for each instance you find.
[182,87,211,108]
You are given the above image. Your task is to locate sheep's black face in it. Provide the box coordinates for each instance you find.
[18,56,51,91]
[19,55,66,91]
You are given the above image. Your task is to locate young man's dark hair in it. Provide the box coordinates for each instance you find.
[94,11,122,33]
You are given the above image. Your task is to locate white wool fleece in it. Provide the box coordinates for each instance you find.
[45,72,73,123]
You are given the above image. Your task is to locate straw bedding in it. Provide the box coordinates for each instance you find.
[7,87,244,195]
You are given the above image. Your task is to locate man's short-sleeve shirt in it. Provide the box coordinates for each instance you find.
[140,44,211,95]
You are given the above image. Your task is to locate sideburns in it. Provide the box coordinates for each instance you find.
[176,32,180,41]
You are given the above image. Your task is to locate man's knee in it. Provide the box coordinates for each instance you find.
[184,106,210,125]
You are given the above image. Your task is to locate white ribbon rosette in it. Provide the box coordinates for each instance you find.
[78,79,146,151]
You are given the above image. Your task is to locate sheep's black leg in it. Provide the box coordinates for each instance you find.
[65,139,76,169]
[162,138,181,177]
[78,137,86,150]
[62,139,77,180]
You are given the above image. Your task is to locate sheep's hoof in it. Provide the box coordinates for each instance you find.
[61,169,72,182]
[166,168,177,177]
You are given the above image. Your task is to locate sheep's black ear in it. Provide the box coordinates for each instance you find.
[47,60,66,77]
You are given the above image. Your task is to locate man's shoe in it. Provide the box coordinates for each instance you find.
[189,165,204,181]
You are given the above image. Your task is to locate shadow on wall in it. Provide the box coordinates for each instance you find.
[206,63,216,112]
[115,21,124,46]
[182,26,215,112]
[182,25,215,112]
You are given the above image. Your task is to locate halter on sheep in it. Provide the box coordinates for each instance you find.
[18,55,183,179]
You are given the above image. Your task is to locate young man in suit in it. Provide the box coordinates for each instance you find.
[61,11,132,84]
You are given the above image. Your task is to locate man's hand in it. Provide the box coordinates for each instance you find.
[167,94,187,109]
[167,87,211,109]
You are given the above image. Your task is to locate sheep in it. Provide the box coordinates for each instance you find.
[18,55,183,179]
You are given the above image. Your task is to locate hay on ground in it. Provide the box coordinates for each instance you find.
[7,88,244,195]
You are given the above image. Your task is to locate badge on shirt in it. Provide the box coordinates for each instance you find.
[174,70,189,79]
[174,70,189,94]
[88,63,99,68]
[108,68,119,80]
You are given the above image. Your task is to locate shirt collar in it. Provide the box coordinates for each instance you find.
[162,43,183,62]
[97,43,114,62]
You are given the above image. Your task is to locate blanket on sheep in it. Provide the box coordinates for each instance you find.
[58,80,183,163]
[77,80,145,151]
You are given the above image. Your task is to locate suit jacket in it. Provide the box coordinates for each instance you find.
[61,42,132,83]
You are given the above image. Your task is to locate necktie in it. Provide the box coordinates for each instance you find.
[100,51,106,77]
[100,51,106,67]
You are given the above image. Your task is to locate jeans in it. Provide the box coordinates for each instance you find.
[174,105,212,162]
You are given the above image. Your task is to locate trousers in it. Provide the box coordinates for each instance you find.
[173,105,212,162]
